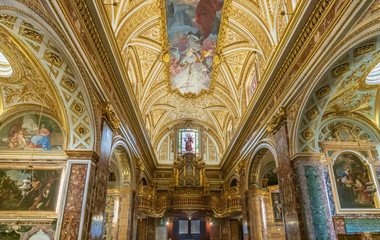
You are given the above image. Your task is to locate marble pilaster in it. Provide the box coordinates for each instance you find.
[273,124,304,240]
[57,151,98,239]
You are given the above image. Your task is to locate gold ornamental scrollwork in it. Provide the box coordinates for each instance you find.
[267,107,287,133]
[102,102,120,130]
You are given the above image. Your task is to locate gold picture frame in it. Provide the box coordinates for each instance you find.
[327,149,380,214]
[0,163,66,218]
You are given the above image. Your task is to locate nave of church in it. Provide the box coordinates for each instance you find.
[1,0,380,239]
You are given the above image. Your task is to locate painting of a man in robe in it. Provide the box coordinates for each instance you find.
[0,168,61,211]
[333,153,376,208]
[166,0,224,94]
[0,114,64,151]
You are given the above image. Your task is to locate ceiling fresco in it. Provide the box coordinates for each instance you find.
[104,0,299,164]
[165,0,224,94]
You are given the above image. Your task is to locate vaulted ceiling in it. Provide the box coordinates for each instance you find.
[103,0,299,164]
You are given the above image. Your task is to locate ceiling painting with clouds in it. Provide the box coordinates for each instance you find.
[165,0,224,94]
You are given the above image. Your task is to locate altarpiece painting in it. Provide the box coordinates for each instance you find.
[332,152,378,210]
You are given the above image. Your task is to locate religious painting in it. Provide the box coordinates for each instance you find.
[165,0,224,94]
[178,129,199,156]
[332,152,377,210]
[0,114,64,151]
[270,192,283,222]
[0,168,62,212]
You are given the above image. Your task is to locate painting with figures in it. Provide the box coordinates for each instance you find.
[0,168,61,211]
[0,114,64,151]
[166,0,224,94]
[178,129,199,156]
[271,192,283,222]
[333,153,376,209]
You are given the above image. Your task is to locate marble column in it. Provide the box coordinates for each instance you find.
[246,189,267,240]
[57,151,99,240]
[273,124,304,240]
[236,161,250,240]
[292,155,336,240]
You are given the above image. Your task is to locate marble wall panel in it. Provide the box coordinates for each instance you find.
[345,218,380,234]
[60,163,88,239]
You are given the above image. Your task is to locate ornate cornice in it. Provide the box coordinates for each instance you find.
[55,0,157,170]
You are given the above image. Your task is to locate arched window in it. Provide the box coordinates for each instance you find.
[0,52,12,77]
[365,62,380,85]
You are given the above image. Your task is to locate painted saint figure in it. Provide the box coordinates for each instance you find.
[29,124,51,150]
[185,133,193,152]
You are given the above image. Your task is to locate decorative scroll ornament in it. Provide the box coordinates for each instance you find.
[102,103,120,130]
[267,107,287,133]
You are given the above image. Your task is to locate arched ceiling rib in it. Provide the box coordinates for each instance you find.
[103,0,296,164]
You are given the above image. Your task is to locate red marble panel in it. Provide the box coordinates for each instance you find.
[60,164,88,239]
[333,216,346,235]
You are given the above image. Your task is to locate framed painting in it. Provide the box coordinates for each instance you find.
[0,165,65,217]
[0,114,64,152]
[329,151,380,213]
[178,128,199,156]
